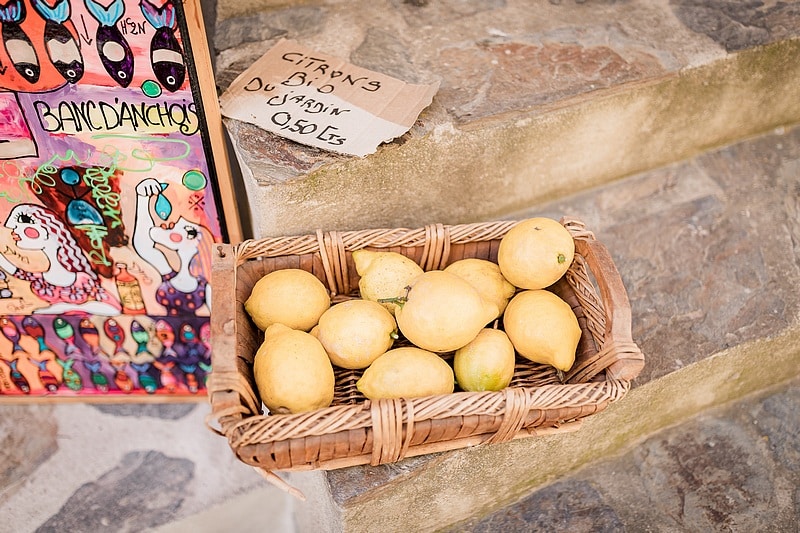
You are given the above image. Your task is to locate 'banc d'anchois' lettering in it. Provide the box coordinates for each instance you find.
[32,98,200,136]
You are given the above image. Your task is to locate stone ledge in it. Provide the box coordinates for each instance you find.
[451,376,800,531]
[211,0,800,239]
[226,38,800,238]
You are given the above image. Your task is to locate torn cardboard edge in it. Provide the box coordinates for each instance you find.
[219,38,439,157]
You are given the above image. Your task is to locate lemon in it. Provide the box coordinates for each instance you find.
[454,328,516,392]
[502,290,581,372]
[245,269,330,331]
[312,299,398,369]
[353,250,424,316]
[498,217,575,290]
[253,323,336,414]
[393,270,499,353]
[444,258,516,318]
[356,347,454,400]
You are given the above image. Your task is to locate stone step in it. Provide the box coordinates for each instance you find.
[451,376,800,532]
[283,122,800,532]
[210,0,800,239]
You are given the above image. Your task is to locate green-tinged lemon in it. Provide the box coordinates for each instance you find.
[454,328,516,392]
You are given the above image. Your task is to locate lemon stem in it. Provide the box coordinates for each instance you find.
[390,331,399,340]
[557,253,566,264]
[556,368,566,383]
[377,296,407,307]
[378,286,411,308]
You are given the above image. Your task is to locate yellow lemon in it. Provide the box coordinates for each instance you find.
[353,250,424,316]
[444,258,517,318]
[253,323,335,414]
[393,270,499,353]
[245,269,330,331]
[356,347,454,400]
[502,290,581,372]
[454,328,516,392]
[312,299,398,369]
[498,217,575,290]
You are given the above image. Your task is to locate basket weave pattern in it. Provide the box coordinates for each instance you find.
[208,218,644,485]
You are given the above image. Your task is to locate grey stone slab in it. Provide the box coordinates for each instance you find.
[671,0,800,52]
[35,451,194,533]
[455,379,800,532]
[464,478,625,533]
[91,403,198,420]
[0,405,57,505]
[519,125,800,385]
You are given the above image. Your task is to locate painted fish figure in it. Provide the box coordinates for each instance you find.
[21,317,60,393]
[22,316,53,353]
[154,319,179,391]
[30,357,59,392]
[53,317,82,358]
[78,318,101,351]
[178,323,201,393]
[139,0,185,92]
[30,0,83,83]
[103,318,133,392]
[56,357,82,391]
[84,0,133,87]
[130,320,149,345]
[83,359,108,392]
[130,320,157,393]
[7,359,30,393]
[0,316,25,353]
[154,319,177,359]
[103,317,125,352]
[0,0,40,83]
[198,321,211,383]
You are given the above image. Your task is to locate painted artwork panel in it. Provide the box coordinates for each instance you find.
[0,0,224,399]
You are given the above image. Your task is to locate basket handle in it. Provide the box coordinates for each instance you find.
[211,244,238,374]
[573,236,644,381]
[208,243,264,434]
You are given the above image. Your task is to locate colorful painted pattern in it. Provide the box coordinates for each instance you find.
[0,0,222,397]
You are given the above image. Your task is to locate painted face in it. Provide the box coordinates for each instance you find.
[6,207,49,250]
[150,217,201,253]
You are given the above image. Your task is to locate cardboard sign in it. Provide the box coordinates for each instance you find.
[219,39,439,157]
[0,0,239,401]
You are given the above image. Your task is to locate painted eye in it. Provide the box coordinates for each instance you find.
[185,227,198,239]
[25,68,34,77]
[118,71,127,79]
[167,76,175,85]
[67,69,76,78]
[17,213,35,224]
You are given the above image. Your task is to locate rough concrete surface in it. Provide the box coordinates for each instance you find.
[0,402,296,532]
[211,0,800,238]
[454,378,800,532]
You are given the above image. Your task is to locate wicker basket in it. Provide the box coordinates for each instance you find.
[207,218,644,499]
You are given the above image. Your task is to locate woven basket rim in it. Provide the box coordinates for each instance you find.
[208,217,644,492]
